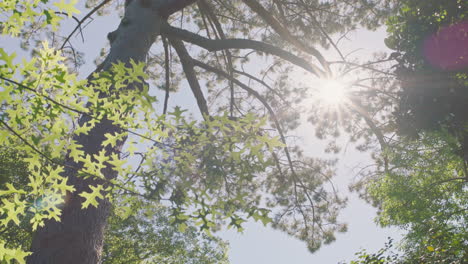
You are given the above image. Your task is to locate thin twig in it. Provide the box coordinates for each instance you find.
[60,0,112,50]
[0,75,171,147]
[162,37,171,115]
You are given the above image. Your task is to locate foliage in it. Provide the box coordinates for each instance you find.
[0,0,396,261]
[344,1,468,262]
[0,148,33,256]
[11,0,466,262]
[347,230,468,264]
[343,238,399,264]
[0,147,229,263]
[352,131,468,263]
[0,1,266,260]
[0,42,265,260]
[385,0,468,138]
[103,201,229,264]
[348,1,468,261]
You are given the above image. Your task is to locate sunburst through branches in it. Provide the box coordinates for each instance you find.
[314,78,349,107]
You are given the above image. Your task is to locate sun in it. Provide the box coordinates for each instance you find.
[313,78,349,106]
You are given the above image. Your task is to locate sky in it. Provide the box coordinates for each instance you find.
[1,3,404,263]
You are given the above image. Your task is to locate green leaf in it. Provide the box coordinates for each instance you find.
[53,0,80,17]
[0,241,31,264]
[177,222,188,232]
[79,185,104,209]
[0,183,26,196]
[0,48,16,68]
[1,195,26,226]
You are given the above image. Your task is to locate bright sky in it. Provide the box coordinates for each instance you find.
[1,4,404,263]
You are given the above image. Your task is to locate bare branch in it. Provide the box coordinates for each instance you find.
[331,60,396,77]
[161,22,325,77]
[169,38,210,117]
[60,0,112,50]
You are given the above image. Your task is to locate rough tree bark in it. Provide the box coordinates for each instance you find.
[27,0,196,263]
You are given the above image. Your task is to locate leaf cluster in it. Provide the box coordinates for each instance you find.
[385,0,468,138]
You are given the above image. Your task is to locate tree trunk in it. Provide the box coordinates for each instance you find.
[27,0,195,263]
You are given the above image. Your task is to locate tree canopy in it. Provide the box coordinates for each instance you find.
[0,0,466,263]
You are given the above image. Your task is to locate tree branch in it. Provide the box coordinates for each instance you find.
[331,60,396,77]
[61,0,112,50]
[162,36,170,115]
[160,22,325,77]
[240,0,330,76]
[232,69,286,103]
[348,100,389,173]
[169,38,210,117]
[198,0,236,116]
